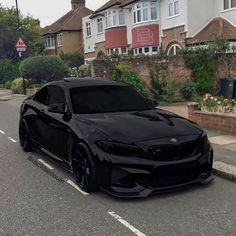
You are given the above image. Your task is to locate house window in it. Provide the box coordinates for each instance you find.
[133,1,158,24]
[97,18,103,34]
[57,34,62,47]
[167,44,181,56]
[105,10,125,28]
[44,36,55,49]
[133,46,159,55]
[86,22,91,37]
[224,0,236,9]
[168,0,180,17]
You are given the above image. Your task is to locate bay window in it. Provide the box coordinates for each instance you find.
[133,1,158,24]
[44,36,55,49]
[105,9,126,28]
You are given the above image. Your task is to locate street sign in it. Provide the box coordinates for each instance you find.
[15,37,27,48]
[16,48,26,52]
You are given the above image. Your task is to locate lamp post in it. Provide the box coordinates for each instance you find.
[15,0,26,95]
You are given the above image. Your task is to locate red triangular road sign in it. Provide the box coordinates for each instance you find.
[15,37,27,48]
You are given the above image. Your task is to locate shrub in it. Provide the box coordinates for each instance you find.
[20,56,69,83]
[111,62,151,98]
[200,94,236,113]
[11,78,29,94]
[180,80,197,100]
[161,79,182,102]
[4,80,12,89]
[180,47,216,96]
[68,64,91,78]
[60,52,84,68]
[0,59,20,84]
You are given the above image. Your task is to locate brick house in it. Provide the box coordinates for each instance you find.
[43,0,93,55]
[83,0,236,62]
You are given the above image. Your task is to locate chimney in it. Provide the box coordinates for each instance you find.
[71,0,85,10]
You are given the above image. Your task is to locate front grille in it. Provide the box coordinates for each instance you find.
[148,141,196,161]
[148,161,199,187]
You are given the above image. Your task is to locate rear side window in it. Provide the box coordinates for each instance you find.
[34,85,66,106]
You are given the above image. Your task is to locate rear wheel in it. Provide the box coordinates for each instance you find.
[72,144,98,192]
[19,119,33,152]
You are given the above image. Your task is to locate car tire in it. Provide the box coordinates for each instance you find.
[72,143,98,193]
[19,119,33,152]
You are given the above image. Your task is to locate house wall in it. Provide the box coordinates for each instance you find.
[57,31,83,54]
[83,15,105,60]
[187,0,216,38]
[216,0,236,26]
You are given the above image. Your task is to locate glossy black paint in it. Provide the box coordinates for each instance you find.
[19,78,214,198]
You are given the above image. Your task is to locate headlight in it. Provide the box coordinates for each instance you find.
[197,132,211,154]
[96,141,144,157]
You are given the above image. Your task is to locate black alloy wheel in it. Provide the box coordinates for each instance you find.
[73,144,98,192]
[19,119,32,152]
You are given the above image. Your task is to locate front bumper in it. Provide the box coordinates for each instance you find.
[97,148,214,198]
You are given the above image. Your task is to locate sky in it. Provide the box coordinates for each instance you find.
[0,0,108,27]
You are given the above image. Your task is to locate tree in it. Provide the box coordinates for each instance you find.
[0,4,43,60]
[0,59,19,83]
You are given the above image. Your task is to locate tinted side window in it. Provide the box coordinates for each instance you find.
[34,87,50,105]
[47,86,66,106]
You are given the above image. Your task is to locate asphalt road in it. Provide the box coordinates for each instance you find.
[0,98,236,236]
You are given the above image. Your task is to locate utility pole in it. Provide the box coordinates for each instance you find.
[15,0,26,95]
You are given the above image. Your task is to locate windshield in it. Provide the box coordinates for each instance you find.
[70,85,153,114]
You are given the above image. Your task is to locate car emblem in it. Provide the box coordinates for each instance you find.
[171,138,177,143]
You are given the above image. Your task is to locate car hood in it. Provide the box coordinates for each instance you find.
[76,109,202,143]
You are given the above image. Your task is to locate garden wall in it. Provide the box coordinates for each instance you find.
[91,56,191,85]
[91,54,236,85]
[188,103,236,135]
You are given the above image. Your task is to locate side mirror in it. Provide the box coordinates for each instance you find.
[48,103,67,114]
[148,98,159,107]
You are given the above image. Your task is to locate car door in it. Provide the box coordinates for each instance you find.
[30,86,51,148]
[44,85,71,163]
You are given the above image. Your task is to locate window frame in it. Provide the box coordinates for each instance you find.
[223,0,236,10]
[57,34,62,47]
[168,0,180,17]
[133,1,158,24]
[86,22,92,37]
[167,43,181,56]
[44,35,56,49]
[104,9,126,28]
[97,18,104,34]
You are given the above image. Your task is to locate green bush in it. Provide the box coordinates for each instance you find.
[20,56,69,83]
[111,62,151,98]
[180,47,216,95]
[11,78,29,94]
[60,52,84,68]
[0,59,19,84]
[180,80,197,100]
[161,79,182,102]
[4,80,12,89]
[68,64,91,78]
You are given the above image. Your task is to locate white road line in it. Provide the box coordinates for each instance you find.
[108,211,147,236]
[38,159,54,170]
[0,130,5,134]
[67,179,89,196]
[8,137,17,143]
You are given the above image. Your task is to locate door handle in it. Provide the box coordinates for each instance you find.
[40,108,45,113]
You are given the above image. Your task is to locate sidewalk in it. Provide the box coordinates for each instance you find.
[160,103,236,181]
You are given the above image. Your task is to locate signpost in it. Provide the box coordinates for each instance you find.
[15,37,27,58]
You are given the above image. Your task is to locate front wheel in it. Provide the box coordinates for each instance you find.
[72,144,98,192]
[19,119,33,152]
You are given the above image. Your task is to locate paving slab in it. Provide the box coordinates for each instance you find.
[209,135,236,145]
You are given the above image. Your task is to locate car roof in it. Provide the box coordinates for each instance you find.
[46,77,125,88]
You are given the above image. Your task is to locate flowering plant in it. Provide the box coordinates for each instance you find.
[200,94,236,113]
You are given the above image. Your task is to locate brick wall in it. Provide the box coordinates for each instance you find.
[91,56,192,85]
[188,103,236,135]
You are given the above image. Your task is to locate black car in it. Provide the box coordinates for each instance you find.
[19,78,214,198]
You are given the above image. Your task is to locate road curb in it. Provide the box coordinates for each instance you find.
[0,96,12,101]
[213,161,236,181]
